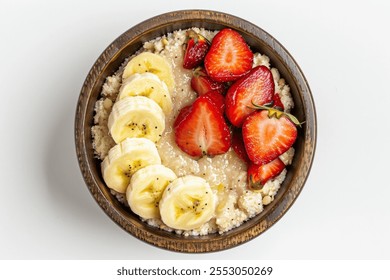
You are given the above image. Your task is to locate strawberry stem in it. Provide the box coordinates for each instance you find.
[248,101,303,127]
[193,66,206,77]
[248,175,264,190]
[186,30,211,44]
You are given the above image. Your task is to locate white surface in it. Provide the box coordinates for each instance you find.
[1,0,389,259]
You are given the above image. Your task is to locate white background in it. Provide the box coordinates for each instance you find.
[1,0,389,260]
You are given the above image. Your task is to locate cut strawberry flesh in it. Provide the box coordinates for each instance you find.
[242,110,297,165]
[191,67,225,95]
[202,90,225,114]
[231,129,250,163]
[247,158,285,189]
[204,28,253,82]
[173,105,192,128]
[174,95,231,157]
[225,65,275,127]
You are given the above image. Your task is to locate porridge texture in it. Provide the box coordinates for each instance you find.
[91,28,295,235]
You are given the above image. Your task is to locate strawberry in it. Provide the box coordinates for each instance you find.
[242,109,298,165]
[203,90,225,114]
[173,105,192,128]
[174,95,231,157]
[225,65,275,127]
[183,30,210,69]
[272,93,284,111]
[247,158,285,190]
[190,67,225,95]
[231,129,250,163]
[204,28,253,82]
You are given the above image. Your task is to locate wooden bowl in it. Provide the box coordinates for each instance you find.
[75,10,316,253]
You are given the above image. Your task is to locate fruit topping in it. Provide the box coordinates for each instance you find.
[118,72,173,114]
[101,138,161,194]
[174,95,231,157]
[127,164,177,219]
[204,28,253,82]
[183,30,210,69]
[247,158,285,190]
[202,90,225,114]
[231,128,250,163]
[190,67,225,95]
[272,93,284,111]
[108,96,165,144]
[242,109,298,165]
[122,52,175,91]
[159,175,215,230]
[225,65,275,127]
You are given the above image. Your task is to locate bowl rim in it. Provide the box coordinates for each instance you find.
[75,9,317,253]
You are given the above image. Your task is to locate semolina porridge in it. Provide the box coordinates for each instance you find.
[91,28,295,236]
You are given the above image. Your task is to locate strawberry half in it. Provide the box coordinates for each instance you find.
[231,128,250,163]
[242,109,298,165]
[173,105,192,128]
[247,158,285,190]
[203,90,225,114]
[204,28,253,82]
[190,67,225,95]
[225,65,275,127]
[272,93,284,111]
[183,30,210,69]
[174,95,231,157]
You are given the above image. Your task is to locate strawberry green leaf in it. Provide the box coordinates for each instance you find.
[248,101,303,127]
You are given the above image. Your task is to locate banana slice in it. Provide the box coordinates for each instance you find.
[101,138,161,193]
[118,73,173,114]
[108,96,165,144]
[126,164,177,220]
[122,52,175,92]
[159,175,216,230]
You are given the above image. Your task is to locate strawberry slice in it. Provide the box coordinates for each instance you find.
[242,110,297,165]
[204,28,253,82]
[272,93,284,111]
[190,67,225,95]
[183,30,210,69]
[231,129,250,163]
[225,65,275,127]
[247,158,285,189]
[203,90,225,114]
[173,105,192,128]
[174,95,231,157]
[174,92,225,127]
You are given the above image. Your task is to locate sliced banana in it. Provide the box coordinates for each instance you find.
[118,73,173,114]
[122,52,175,92]
[108,96,165,144]
[101,138,161,193]
[159,175,216,231]
[126,164,177,220]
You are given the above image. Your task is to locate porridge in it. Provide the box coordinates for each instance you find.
[91,27,298,235]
